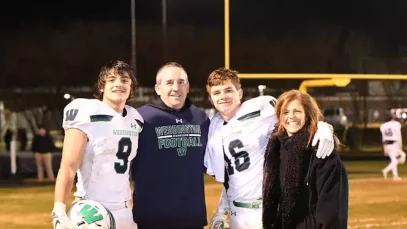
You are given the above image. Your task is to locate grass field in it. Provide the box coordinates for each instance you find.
[0,161,406,229]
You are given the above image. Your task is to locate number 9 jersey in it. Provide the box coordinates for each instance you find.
[63,98,143,203]
[205,96,278,202]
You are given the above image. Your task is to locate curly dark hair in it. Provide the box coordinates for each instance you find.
[94,60,137,101]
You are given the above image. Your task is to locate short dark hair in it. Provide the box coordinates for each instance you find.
[37,125,46,130]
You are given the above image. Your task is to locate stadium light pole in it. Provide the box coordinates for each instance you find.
[224,0,230,69]
[131,0,137,75]
[162,0,167,62]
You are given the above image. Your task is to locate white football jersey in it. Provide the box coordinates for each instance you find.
[205,96,278,202]
[380,120,402,146]
[62,98,143,203]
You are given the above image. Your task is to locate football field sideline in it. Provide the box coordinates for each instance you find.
[0,160,406,229]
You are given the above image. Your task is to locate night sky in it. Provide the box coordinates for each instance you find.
[3,0,406,30]
[1,0,223,28]
[2,0,407,88]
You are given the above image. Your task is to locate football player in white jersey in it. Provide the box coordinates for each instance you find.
[52,60,143,229]
[380,114,404,181]
[204,68,335,229]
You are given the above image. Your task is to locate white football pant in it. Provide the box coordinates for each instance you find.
[101,201,138,229]
[228,200,262,229]
[383,144,400,178]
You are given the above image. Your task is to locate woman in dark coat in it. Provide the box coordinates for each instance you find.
[263,90,349,229]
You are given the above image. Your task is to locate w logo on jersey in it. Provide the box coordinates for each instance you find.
[65,109,78,121]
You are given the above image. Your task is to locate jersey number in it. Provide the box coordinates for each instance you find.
[114,138,132,174]
[385,128,393,137]
[224,139,251,175]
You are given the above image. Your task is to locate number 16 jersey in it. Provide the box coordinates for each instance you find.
[63,99,143,203]
[205,96,278,202]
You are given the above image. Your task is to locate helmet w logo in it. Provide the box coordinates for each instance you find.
[65,109,78,121]
[79,204,104,225]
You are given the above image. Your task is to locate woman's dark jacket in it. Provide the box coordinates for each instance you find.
[262,127,349,229]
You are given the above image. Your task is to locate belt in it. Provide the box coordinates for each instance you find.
[232,198,262,209]
[383,140,396,145]
[98,200,130,211]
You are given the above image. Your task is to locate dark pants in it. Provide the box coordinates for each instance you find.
[5,142,10,151]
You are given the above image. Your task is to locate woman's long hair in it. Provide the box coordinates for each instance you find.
[273,90,324,146]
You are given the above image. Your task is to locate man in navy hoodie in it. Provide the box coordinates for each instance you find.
[132,62,210,229]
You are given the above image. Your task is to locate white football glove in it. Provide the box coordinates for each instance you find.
[312,121,335,159]
[52,202,75,229]
[209,188,230,229]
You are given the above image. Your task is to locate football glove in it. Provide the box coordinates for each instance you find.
[52,202,75,229]
[312,121,335,159]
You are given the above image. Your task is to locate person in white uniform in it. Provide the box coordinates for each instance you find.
[380,114,404,181]
[52,60,143,229]
[204,68,335,229]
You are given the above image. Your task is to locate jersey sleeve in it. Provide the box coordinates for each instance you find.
[260,95,278,134]
[204,115,216,176]
[62,98,94,137]
[204,113,225,183]
[126,105,144,133]
[204,141,214,176]
[260,95,277,114]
